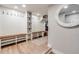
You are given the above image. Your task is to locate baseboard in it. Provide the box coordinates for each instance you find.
[53,49,63,54]
[48,43,63,54]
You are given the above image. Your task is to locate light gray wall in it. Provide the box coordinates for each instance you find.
[0,7,27,35]
[48,4,79,54]
[32,15,45,32]
[0,6,45,35]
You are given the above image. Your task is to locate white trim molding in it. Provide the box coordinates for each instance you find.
[48,43,63,54]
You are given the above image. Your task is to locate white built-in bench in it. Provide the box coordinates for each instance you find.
[0,31,48,48]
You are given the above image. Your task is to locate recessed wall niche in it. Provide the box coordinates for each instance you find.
[58,4,79,27]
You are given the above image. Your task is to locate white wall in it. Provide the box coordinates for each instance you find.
[48,4,79,54]
[0,7,27,35]
[0,6,45,35]
[32,15,45,32]
[0,18,2,35]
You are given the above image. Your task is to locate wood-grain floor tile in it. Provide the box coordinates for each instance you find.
[0,37,49,54]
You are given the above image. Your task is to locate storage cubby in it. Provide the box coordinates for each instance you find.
[38,32,42,37]
[27,11,32,33]
[27,11,32,40]
[27,34,31,40]
[16,34,26,43]
[32,32,38,39]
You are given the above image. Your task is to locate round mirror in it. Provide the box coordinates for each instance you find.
[58,4,79,27]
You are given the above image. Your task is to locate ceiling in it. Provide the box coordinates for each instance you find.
[0,4,51,16]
